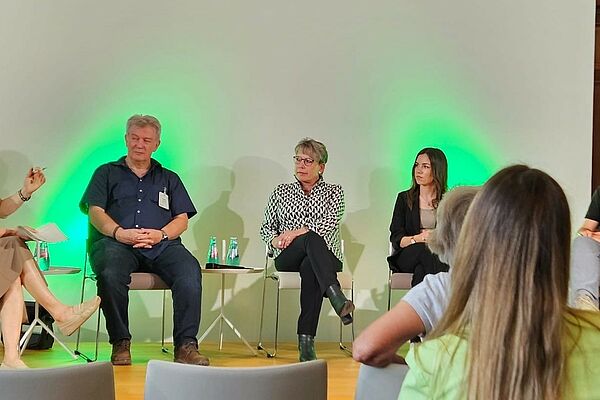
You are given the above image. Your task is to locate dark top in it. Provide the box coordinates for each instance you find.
[79,156,197,259]
[585,187,600,223]
[387,189,422,268]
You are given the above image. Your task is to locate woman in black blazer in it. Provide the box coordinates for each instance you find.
[387,148,449,287]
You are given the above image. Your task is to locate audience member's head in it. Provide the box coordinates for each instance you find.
[427,186,479,265]
[431,164,571,399]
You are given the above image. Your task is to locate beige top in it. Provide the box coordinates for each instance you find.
[420,208,436,230]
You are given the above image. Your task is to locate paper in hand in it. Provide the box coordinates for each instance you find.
[17,223,68,243]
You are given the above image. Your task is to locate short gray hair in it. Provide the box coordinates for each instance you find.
[126,114,161,137]
[428,186,480,266]
[295,138,328,164]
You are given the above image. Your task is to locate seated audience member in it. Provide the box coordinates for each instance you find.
[79,114,208,366]
[400,165,600,399]
[387,148,449,287]
[570,187,600,311]
[260,138,353,362]
[1,168,100,369]
[353,186,478,367]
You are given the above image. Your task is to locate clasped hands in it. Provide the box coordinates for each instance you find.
[272,227,309,249]
[115,228,163,248]
[413,229,431,243]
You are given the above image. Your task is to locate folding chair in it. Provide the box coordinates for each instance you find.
[387,242,413,310]
[257,240,354,357]
[145,359,327,400]
[0,362,115,400]
[74,241,170,362]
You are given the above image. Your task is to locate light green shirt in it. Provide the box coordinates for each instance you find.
[399,311,600,399]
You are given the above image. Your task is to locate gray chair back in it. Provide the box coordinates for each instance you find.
[354,363,409,400]
[144,359,327,400]
[0,361,115,400]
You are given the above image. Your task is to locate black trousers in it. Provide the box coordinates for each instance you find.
[388,243,448,287]
[275,231,342,336]
[89,238,202,347]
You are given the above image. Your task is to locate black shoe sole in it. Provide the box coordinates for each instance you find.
[339,300,355,325]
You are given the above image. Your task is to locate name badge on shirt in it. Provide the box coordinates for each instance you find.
[158,188,170,210]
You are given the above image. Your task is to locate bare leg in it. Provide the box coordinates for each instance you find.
[19,258,70,321]
[0,277,28,368]
[20,257,100,336]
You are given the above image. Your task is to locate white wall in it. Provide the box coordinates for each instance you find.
[0,0,594,342]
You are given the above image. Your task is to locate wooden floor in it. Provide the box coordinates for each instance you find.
[3,341,409,400]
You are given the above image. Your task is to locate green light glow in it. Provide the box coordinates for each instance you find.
[35,58,219,290]
[380,83,500,190]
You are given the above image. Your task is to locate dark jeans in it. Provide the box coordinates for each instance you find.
[89,238,202,347]
[388,243,449,287]
[275,231,342,336]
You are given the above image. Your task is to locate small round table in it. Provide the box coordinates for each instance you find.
[198,266,263,355]
[20,266,81,359]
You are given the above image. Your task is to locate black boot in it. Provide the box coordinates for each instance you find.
[298,334,317,362]
[325,285,354,325]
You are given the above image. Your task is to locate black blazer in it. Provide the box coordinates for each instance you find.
[387,189,421,268]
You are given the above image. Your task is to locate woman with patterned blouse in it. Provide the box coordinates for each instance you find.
[260,138,354,362]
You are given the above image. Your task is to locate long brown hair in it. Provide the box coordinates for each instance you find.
[429,165,570,399]
[406,147,448,209]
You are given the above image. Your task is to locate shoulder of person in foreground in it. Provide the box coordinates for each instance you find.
[551,310,600,399]
[402,272,451,334]
[352,273,451,368]
[400,334,467,400]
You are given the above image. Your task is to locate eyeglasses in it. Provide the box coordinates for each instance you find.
[293,156,315,166]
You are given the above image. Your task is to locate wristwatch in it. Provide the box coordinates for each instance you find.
[160,230,169,242]
[410,237,416,245]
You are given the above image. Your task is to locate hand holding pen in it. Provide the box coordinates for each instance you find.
[21,167,46,199]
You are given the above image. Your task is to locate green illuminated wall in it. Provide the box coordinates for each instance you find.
[0,0,593,342]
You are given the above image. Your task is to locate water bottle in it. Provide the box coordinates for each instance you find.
[207,236,219,264]
[226,237,240,266]
[36,241,50,271]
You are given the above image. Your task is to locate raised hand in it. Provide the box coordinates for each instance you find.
[22,168,46,198]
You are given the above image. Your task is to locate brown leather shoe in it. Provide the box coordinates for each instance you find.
[111,339,131,366]
[174,341,210,366]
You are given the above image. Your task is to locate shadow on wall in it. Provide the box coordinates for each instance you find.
[0,150,34,196]
[341,167,401,331]
[182,158,296,342]
[191,166,245,260]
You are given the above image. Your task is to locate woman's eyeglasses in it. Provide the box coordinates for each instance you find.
[293,156,315,166]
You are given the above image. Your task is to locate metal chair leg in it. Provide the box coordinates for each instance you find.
[387,271,393,311]
[75,250,89,355]
[161,290,169,354]
[273,284,280,357]
[74,277,88,355]
[257,251,278,358]
[256,265,269,354]
[256,274,279,358]
[339,281,354,355]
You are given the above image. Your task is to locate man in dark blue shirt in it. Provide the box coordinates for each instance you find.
[80,114,208,366]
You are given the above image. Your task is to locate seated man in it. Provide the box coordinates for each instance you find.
[570,187,600,311]
[80,114,209,365]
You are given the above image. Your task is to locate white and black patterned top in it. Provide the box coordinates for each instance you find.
[260,178,344,261]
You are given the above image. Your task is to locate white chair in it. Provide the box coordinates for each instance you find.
[354,363,409,400]
[0,362,115,400]
[75,241,170,361]
[257,240,355,357]
[387,242,413,310]
[144,359,327,400]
